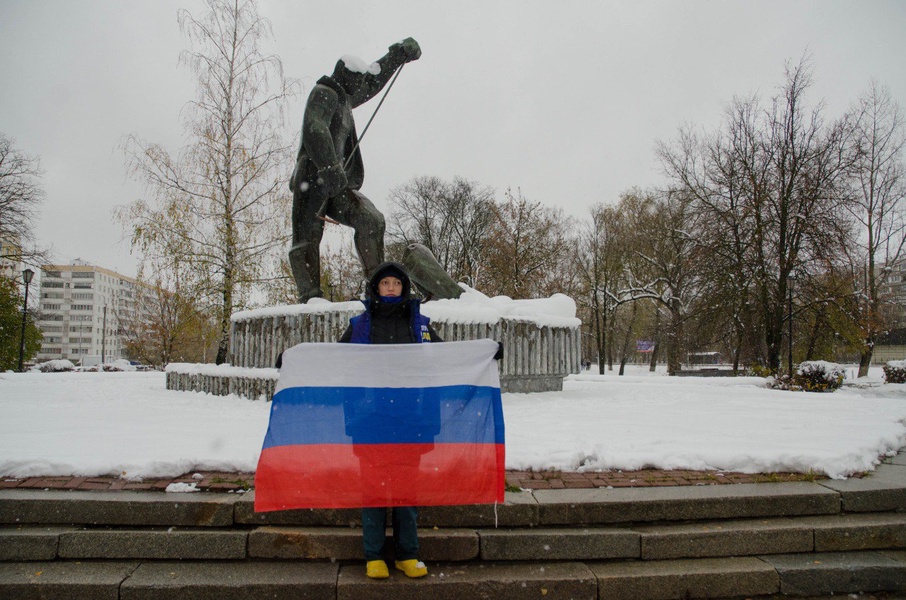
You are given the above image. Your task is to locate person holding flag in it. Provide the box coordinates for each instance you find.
[338,261,441,579]
[255,262,505,581]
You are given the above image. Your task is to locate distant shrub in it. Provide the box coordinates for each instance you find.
[884,360,906,384]
[37,359,75,373]
[748,364,772,378]
[101,359,137,372]
[769,361,845,392]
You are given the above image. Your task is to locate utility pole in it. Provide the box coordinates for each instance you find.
[102,305,107,365]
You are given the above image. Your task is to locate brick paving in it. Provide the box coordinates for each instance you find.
[0,468,832,493]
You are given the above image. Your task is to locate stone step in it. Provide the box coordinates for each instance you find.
[4,465,903,530]
[3,513,905,563]
[0,553,904,600]
[1,478,886,529]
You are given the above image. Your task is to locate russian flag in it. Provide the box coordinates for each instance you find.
[254,339,505,512]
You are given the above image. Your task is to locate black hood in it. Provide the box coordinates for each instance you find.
[368,261,412,301]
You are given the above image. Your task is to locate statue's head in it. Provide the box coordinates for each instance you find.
[332,55,381,96]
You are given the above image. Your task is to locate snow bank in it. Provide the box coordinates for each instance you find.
[166,363,278,379]
[231,286,580,329]
[231,299,363,322]
[1,366,903,480]
[421,285,580,328]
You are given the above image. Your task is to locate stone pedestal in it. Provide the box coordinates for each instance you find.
[167,302,581,399]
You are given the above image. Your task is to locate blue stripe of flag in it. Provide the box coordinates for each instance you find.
[262,385,504,449]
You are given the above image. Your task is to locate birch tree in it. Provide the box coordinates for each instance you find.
[0,133,47,267]
[117,0,297,363]
[842,81,906,376]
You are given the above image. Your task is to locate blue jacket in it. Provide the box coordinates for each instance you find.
[348,298,434,344]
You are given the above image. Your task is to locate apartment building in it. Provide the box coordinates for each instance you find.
[879,259,906,330]
[35,260,142,364]
[0,234,23,281]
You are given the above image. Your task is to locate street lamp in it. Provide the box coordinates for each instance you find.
[18,268,35,372]
[787,273,796,376]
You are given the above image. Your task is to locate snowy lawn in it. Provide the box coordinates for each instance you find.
[1,366,904,480]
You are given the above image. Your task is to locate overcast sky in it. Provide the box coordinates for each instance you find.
[1,0,905,279]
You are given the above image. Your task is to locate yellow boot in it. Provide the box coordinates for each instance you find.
[366,560,389,579]
[394,559,428,578]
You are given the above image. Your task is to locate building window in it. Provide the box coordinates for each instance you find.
[42,304,62,311]
[72,272,95,278]
[72,304,93,311]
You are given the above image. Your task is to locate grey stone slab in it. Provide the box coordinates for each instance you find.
[119,561,338,600]
[635,517,814,560]
[819,477,906,512]
[881,550,906,563]
[419,528,479,561]
[58,528,248,559]
[0,561,138,600]
[248,526,478,561]
[0,526,76,560]
[762,551,906,595]
[479,527,638,560]
[418,492,539,527]
[337,561,597,600]
[887,452,906,466]
[234,491,361,526]
[590,556,779,600]
[249,526,363,559]
[0,489,238,526]
[872,464,906,483]
[534,482,840,525]
[801,513,906,551]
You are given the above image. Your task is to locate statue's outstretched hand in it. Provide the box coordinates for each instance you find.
[390,37,421,63]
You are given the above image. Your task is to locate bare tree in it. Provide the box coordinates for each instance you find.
[117,263,218,366]
[0,133,48,267]
[481,188,572,298]
[387,176,496,287]
[616,190,705,375]
[659,57,850,373]
[574,202,630,373]
[117,0,297,364]
[841,81,906,376]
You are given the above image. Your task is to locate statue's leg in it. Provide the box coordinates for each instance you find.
[328,189,386,276]
[290,180,327,302]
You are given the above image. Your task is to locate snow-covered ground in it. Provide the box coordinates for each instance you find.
[1,365,904,481]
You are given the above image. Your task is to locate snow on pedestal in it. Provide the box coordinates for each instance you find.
[167,286,582,398]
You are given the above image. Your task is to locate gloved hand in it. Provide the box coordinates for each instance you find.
[494,342,504,361]
[316,164,348,197]
[389,37,421,63]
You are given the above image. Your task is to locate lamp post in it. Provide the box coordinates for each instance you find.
[787,274,796,376]
[18,268,35,372]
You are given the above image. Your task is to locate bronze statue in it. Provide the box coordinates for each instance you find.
[289,38,421,303]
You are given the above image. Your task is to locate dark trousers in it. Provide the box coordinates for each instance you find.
[361,506,419,561]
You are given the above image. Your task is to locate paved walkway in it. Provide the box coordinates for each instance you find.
[1,468,831,493]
